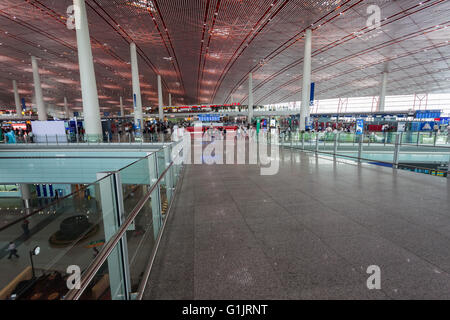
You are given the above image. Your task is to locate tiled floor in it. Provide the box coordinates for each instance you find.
[144,147,450,300]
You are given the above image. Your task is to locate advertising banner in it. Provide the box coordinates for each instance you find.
[397,122,406,132]
[21,98,26,111]
[356,119,364,135]
[420,122,434,131]
[31,121,68,143]
[411,122,421,132]
[310,82,315,107]
[305,117,313,130]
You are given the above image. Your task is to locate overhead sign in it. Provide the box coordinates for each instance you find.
[164,103,240,110]
[198,114,220,122]
[416,110,441,119]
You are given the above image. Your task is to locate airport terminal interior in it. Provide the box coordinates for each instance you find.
[0,0,450,301]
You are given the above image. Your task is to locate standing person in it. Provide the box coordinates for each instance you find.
[433,123,439,133]
[21,219,30,238]
[7,242,19,259]
[5,129,16,144]
[28,130,34,143]
[446,124,450,144]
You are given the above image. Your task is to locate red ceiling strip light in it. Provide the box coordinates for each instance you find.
[31,0,126,64]
[196,0,211,102]
[250,0,446,105]
[85,0,167,86]
[221,0,360,104]
[150,0,186,95]
[314,44,450,97]
[255,21,450,105]
[274,51,450,105]
[197,0,222,102]
[29,0,171,99]
[209,0,285,103]
[328,66,450,102]
[23,0,130,90]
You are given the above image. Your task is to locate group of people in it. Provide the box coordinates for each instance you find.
[304,125,355,134]
[0,128,34,144]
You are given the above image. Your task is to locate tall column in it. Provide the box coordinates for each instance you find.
[157,75,163,121]
[20,184,31,210]
[130,43,143,131]
[299,28,312,131]
[64,97,70,119]
[120,96,124,117]
[31,56,47,121]
[74,0,102,141]
[378,72,388,112]
[248,72,253,124]
[13,80,21,116]
[168,93,172,107]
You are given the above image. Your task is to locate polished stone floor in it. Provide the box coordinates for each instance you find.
[145,147,450,300]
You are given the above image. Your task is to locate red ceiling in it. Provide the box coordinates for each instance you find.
[0,0,449,112]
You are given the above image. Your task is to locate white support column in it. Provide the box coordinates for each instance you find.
[20,184,31,209]
[13,80,21,116]
[74,0,102,141]
[168,93,172,107]
[31,56,47,121]
[299,28,312,131]
[64,97,70,119]
[120,96,124,117]
[158,75,163,121]
[130,43,143,131]
[248,72,254,124]
[379,72,388,112]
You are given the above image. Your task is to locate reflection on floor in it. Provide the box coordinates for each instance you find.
[145,147,450,300]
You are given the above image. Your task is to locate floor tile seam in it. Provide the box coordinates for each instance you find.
[228,189,290,295]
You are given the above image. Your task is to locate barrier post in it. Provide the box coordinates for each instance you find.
[393,133,401,169]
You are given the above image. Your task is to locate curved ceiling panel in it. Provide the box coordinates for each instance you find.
[0,0,449,112]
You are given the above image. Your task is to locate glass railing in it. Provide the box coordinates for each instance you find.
[2,132,173,145]
[0,140,184,300]
[64,141,184,300]
[279,131,450,178]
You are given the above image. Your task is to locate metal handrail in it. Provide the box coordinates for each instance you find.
[284,138,449,175]
[0,173,114,233]
[64,149,183,300]
[136,164,185,300]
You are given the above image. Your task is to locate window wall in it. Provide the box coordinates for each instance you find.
[265,93,450,115]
